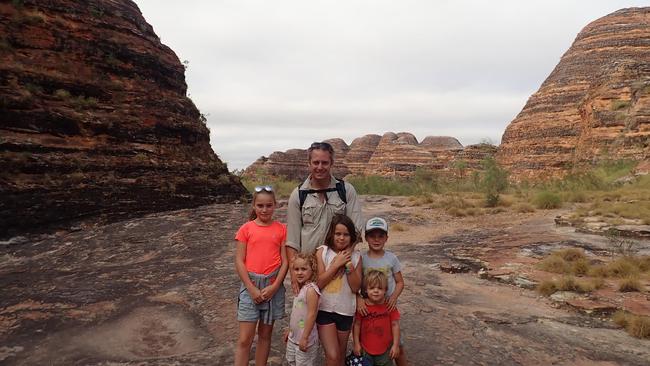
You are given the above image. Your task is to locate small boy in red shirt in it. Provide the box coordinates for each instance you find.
[352,270,401,366]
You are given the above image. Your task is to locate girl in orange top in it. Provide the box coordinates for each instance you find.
[234,185,289,366]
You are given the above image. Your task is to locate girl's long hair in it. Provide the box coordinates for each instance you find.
[293,252,318,283]
[249,190,276,221]
[324,214,357,249]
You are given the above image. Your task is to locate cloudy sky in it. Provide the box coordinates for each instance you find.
[134,1,647,171]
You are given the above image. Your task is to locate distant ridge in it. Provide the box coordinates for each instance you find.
[244,133,496,179]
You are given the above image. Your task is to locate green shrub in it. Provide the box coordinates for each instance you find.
[611,100,631,111]
[54,89,71,99]
[480,158,508,207]
[532,191,562,209]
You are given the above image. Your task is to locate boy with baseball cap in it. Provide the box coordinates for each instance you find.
[357,217,408,365]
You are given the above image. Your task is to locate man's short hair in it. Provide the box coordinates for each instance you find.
[307,141,334,160]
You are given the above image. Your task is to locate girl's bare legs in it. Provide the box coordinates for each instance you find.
[235,321,257,366]
[336,330,351,366]
[318,323,342,366]
[255,321,274,366]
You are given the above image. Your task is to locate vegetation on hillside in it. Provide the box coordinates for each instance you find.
[238,159,650,225]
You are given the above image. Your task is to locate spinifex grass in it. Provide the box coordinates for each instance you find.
[613,311,650,339]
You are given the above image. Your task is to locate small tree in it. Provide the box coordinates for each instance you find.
[481,158,508,207]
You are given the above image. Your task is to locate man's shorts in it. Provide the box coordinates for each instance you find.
[316,310,353,331]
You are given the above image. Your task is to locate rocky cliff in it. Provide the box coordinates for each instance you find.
[0,0,247,237]
[498,7,650,179]
[244,133,495,179]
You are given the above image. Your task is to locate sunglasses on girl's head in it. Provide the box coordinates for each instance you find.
[254,185,273,192]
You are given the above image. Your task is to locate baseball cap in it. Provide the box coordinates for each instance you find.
[365,217,388,233]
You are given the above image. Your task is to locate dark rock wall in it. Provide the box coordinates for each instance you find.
[0,0,247,236]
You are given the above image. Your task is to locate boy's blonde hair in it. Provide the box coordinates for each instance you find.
[293,252,318,283]
[363,269,388,291]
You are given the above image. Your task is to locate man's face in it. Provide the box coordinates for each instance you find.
[308,149,333,180]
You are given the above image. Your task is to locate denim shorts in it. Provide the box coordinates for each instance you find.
[237,285,285,324]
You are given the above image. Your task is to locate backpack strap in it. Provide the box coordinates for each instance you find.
[298,177,347,210]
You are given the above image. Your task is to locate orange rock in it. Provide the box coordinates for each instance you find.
[498,8,650,180]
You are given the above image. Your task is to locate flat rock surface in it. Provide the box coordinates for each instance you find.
[2,196,650,365]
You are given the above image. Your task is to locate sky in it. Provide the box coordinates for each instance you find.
[133,1,648,171]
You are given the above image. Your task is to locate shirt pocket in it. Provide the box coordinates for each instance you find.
[302,200,317,225]
[329,193,346,214]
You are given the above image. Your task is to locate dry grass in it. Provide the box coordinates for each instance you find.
[536,280,557,296]
[613,311,650,339]
[514,203,535,213]
[537,248,587,275]
[590,277,606,290]
[606,258,640,278]
[390,223,407,232]
[536,276,595,295]
[556,248,586,261]
[537,256,570,274]
[572,258,590,276]
[556,276,593,293]
[618,277,644,292]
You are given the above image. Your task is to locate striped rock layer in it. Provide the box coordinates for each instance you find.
[498,7,650,179]
[0,0,247,236]
[244,133,496,180]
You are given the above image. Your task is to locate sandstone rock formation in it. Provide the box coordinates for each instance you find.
[498,7,650,179]
[0,0,247,237]
[244,132,496,179]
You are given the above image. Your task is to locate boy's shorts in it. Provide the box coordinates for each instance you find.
[316,310,354,331]
[237,285,285,324]
[363,347,394,366]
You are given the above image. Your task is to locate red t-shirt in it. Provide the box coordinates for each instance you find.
[356,303,400,355]
[235,220,286,275]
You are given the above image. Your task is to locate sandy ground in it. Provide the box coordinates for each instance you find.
[1,195,649,365]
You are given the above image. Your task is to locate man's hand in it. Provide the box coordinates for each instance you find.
[353,343,362,357]
[356,294,368,316]
[390,343,400,359]
[386,294,398,311]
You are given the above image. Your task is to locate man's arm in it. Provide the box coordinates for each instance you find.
[344,182,364,241]
[286,187,302,253]
[286,188,301,294]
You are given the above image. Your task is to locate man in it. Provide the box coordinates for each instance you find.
[286,141,363,294]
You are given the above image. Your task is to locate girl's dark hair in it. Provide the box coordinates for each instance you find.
[249,190,276,221]
[293,252,318,283]
[324,214,357,249]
